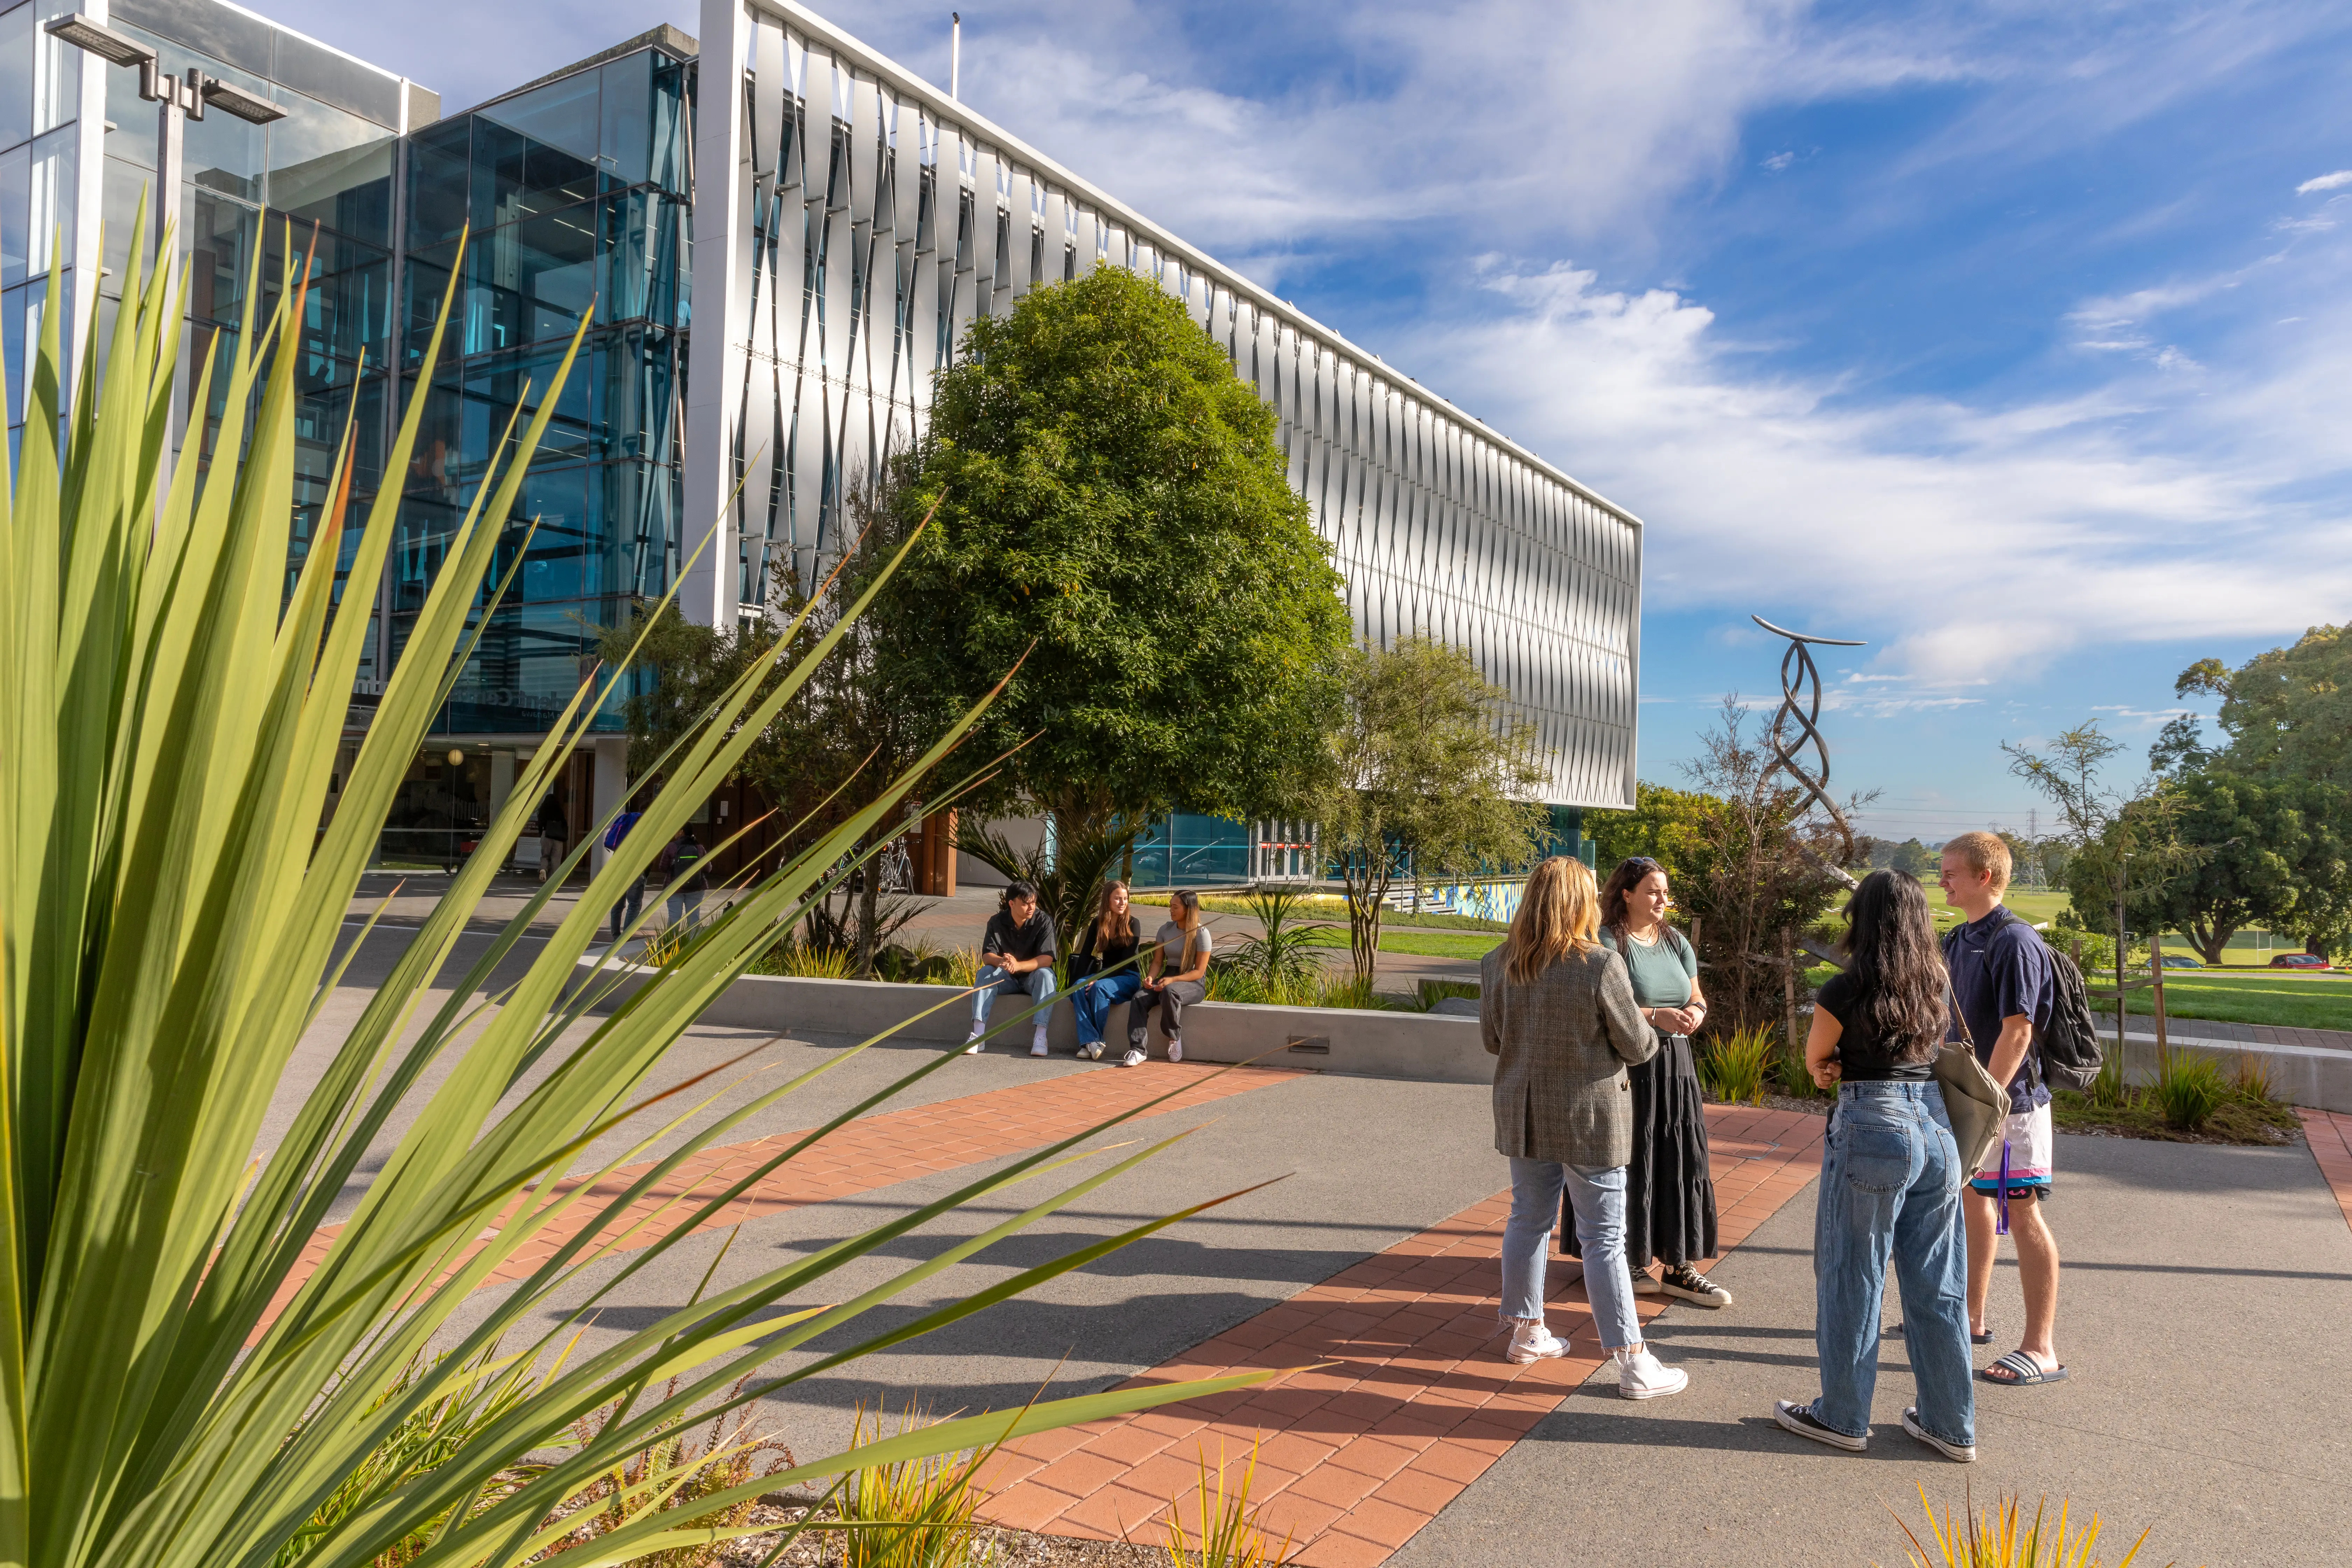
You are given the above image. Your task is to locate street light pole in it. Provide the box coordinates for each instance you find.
[43,13,285,519]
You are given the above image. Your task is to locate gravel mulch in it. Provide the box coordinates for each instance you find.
[703,1502,1172,1566]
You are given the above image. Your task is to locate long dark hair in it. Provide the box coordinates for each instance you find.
[1839,870,1946,1061]
[1599,856,1681,949]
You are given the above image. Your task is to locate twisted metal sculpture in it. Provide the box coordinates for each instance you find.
[1752,615,1866,867]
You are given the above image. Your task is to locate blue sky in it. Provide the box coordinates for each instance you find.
[273,0,2352,840]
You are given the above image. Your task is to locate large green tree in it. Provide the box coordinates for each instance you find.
[1584,781,1720,877]
[2105,768,2311,964]
[2176,625,2352,785]
[889,266,1351,852]
[1310,636,1548,980]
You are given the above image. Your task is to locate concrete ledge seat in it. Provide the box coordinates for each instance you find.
[570,958,1493,1083]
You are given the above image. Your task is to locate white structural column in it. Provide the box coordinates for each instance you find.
[589,736,630,875]
[683,0,756,626]
[686,0,1644,809]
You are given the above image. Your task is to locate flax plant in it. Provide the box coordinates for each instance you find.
[0,204,1280,1568]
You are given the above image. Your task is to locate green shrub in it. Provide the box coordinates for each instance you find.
[1418,978,1480,1010]
[1213,885,1337,996]
[2151,1051,2229,1130]
[1700,1025,1775,1105]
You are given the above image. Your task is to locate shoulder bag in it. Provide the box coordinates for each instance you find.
[1934,998,2008,1176]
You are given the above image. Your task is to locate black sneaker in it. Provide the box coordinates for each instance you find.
[1902,1407,1977,1463]
[1774,1400,1866,1451]
[1661,1264,1733,1308]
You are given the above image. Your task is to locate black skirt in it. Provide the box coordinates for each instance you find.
[1561,1034,1718,1267]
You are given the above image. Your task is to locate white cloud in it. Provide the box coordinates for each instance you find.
[2298,170,2352,194]
[1397,257,2352,686]
[1762,151,1797,171]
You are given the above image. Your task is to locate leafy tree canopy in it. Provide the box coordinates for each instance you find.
[890,266,1352,835]
[1584,781,1721,878]
[2173,624,2352,785]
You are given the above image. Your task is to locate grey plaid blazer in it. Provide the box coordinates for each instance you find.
[1479,943,1659,1167]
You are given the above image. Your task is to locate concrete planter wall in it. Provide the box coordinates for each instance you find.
[570,958,1493,1083]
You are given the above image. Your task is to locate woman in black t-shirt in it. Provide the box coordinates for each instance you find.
[1772,870,1978,1465]
[1070,880,1146,1061]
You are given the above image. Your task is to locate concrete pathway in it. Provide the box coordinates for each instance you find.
[1392,1129,2352,1568]
[286,916,2352,1567]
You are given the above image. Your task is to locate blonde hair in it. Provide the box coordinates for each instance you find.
[1167,888,1201,969]
[1941,831,2013,895]
[1503,857,1602,984]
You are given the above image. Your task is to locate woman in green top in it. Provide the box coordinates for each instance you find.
[1569,856,1733,1308]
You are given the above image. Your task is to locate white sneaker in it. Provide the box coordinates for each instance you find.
[1616,1348,1689,1400]
[1079,1041,1105,1061]
[1505,1321,1568,1364]
[963,1031,985,1055]
[1030,1035,1049,1057]
[1166,1037,1183,1063]
[1119,1048,1146,1068]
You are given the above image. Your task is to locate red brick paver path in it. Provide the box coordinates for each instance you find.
[2300,1109,2352,1238]
[259,1060,1305,1336]
[977,1105,1827,1567]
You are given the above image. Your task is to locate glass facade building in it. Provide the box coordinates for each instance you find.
[18,0,1640,872]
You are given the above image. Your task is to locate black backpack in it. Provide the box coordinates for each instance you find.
[2038,944,2106,1093]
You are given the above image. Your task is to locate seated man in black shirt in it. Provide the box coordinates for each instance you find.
[967,880,1058,1057]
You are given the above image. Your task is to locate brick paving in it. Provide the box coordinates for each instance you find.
[974,1105,1827,1566]
[2299,1108,2352,1238]
[258,1059,1306,1337]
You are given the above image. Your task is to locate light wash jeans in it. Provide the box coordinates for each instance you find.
[972,964,1057,1029]
[1070,969,1142,1046]
[1502,1157,1640,1352]
[1809,1081,1976,1448]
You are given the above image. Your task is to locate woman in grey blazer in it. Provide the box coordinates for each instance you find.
[1480,855,1690,1399]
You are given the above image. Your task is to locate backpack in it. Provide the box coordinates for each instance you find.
[2038,945,2106,1094]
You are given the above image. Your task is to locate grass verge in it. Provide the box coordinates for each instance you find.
[2051,1086,2301,1145]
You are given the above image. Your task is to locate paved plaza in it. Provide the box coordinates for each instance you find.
[294,912,2352,1567]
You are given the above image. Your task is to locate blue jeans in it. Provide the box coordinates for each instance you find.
[609,879,645,940]
[665,890,705,930]
[972,964,1057,1029]
[1810,1081,1975,1447]
[1502,1157,1641,1352]
[1070,969,1142,1045]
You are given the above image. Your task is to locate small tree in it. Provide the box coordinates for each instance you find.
[2005,719,2198,973]
[1313,637,1547,982]
[1584,781,1718,873]
[1670,699,1858,1036]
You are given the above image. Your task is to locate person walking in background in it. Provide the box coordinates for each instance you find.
[1940,831,2066,1389]
[1588,856,1729,1308]
[1479,856,1687,1399]
[1070,880,1146,1062]
[1132,889,1211,1066]
[967,880,1058,1057]
[605,808,645,941]
[1773,870,1976,1462]
[536,802,566,887]
[658,827,710,932]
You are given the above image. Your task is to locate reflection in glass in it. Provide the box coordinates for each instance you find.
[268,88,394,244]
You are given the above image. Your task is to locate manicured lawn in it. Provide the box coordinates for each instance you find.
[2092,971,2352,1032]
[1297,926,1500,961]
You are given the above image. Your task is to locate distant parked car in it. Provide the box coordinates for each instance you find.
[2269,952,2332,970]
[2159,954,2203,969]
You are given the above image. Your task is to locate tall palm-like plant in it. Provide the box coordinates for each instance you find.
[0,205,1278,1568]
